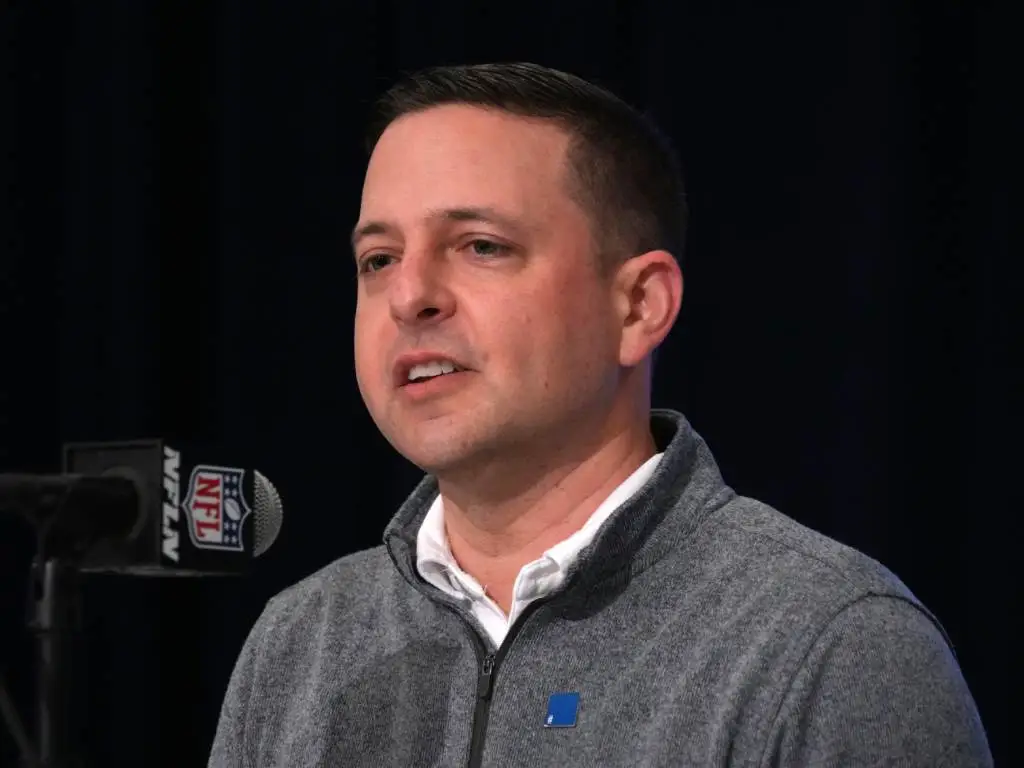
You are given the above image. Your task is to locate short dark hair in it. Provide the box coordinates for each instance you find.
[365,62,687,273]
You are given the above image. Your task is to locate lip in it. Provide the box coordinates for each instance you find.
[392,350,472,388]
[397,369,472,402]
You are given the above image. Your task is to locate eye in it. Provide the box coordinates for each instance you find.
[358,253,394,274]
[465,239,510,258]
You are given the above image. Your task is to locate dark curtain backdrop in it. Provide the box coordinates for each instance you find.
[1,1,1016,766]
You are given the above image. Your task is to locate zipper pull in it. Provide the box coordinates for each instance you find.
[477,653,496,700]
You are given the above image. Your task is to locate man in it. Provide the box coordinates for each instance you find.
[209,62,991,766]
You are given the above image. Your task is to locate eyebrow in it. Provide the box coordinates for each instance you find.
[350,206,526,251]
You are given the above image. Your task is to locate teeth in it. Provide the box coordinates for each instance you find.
[408,360,461,382]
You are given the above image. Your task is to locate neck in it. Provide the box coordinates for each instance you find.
[436,410,657,615]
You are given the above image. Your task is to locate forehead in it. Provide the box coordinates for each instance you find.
[360,105,576,227]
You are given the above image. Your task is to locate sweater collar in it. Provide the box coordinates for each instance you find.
[383,409,735,596]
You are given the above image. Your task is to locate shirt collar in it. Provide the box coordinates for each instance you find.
[387,410,737,600]
[543,452,663,571]
[415,452,665,598]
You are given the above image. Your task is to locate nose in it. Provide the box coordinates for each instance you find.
[388,250,456,327]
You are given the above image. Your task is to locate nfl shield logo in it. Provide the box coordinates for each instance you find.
[181,465,251,553]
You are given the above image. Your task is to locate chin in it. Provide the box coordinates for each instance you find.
[377,403,530,475]
[379,423,466,472]
[400,420,519,478]
[399,440,477,476]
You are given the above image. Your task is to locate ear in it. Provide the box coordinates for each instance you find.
[611,250,683,368]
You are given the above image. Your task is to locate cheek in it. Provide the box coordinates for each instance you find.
[502,286,607,373]
[353,309,384,397]
[555,291,618,377]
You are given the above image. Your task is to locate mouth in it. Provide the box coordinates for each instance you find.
[393,355,472,389]
[403,360,467,386]
[396,362,472,402]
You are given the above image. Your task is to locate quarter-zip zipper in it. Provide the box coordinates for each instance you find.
[465,599,549,768]
[467,652,495,768]
[384,537,560,768]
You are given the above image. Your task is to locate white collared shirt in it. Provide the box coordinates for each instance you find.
[415,453,664,648]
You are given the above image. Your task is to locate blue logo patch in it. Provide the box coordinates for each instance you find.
[544,692,579,728]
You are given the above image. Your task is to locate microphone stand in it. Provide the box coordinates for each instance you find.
[27,557,79,768]
[1,483,86,768]
[0,668,36,767]
[0,560,79,768]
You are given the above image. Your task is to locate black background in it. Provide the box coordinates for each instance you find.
[1,1,1016,765]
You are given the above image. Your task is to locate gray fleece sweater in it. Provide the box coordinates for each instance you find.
[209,409,992,767]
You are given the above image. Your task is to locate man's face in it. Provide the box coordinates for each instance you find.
[353,105,623,475]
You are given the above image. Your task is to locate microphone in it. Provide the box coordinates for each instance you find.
[0,439,283,575]
[0,473,143,553]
